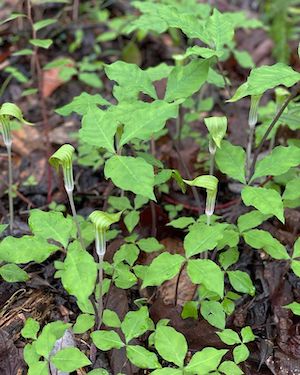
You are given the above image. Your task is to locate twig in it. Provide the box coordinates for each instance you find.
[248,82,300,181]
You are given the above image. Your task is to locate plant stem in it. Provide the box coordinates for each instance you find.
[67,190,84,249]
[7,144,13,233]
[97,255,104,329]
[95,229,106,329]
[248,82,300,181]
[209,152,215,176]
[246,125,254,181]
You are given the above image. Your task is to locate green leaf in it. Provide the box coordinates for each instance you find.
[241,326,255,343]
[73,314,95,334]
[91,330,124,350]
[124,210,140,232]
[187,259,224,298]
[217,329,240,345]
[203,8,234,52]
[35,321,71,358]
[137,238,164,253]
[291,260,300,277]
[218,248,239,270]
[108,196,132,211]
[241,186,284,223]
[151,369,182,375]
[21,318,40,339]
[154,325,187,366]
[0,235,58,263]
[285,301,300,315]
[181,46,223,59]
[185,347,228,374]
[215,140,246,183]
[229,63,300,102]
[200,301,226,330]
[105,61,157,100]
[80,108,117,153]
[237,210,270,233]
[164,59,209,102]
[29,209,74,248]
[121,306,152,343]
[126,345,161,369]
[29,39,53,49]
[233,344,249,364]
[28,361,48,375]
[293,238,300,259]
[57,241,97,304]
[87,370,109,375]
[51,347,91,371]
[79,73,103,88]
[204,116,227,148]
[113,244,139,266]
[184,223,226,258]
[218,361,243,375]
[24,343,40,366]
[56,92,110,116]
[141,253,185,288]
[146,63,173,81]
[103,309,121,328]
[283,177,300,201]
[118,100,178,146]
[233,50,254,69]
[104,156,155,200]
[0,13,26,25]
[252,146,300,181]
[182,301,198,319]
[0,263,29,282]
[33,18,57,31]
[227,270,255,296]
[243,229,290,260]
[167,217,195,229]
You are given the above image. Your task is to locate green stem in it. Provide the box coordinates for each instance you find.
[7,144,13,233]
[67,190,84,249]
[95,229,106,328]
[246,125,254,181]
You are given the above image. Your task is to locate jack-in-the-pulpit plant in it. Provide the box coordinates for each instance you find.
[204,116,227,175]
[0,103,30,232]
[89,210,122,327]
[184,175,218,226]
[49,144,84,249]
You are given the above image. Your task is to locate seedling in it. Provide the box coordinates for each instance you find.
[0,103,30,232]
[49,144,84,248]
[89,210,122,327]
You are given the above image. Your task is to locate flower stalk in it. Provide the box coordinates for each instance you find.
[0,103,30,233]
[246,94,261,180]
[89,210,122,328]
[49,144,84,249]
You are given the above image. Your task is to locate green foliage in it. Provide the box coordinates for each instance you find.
[241,186,284,223]
[215,141,246,183]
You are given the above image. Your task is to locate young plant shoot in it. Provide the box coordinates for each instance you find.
[89,210,122,326]
[0,103,30,232]
[49,144,84,248]
[204,116,227,175]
